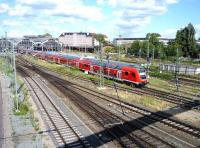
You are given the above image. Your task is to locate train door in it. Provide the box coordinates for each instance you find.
[76,62,79,68]
[90,65,93,72]
[117,71,122,79]
[53,57,56,62]
[58,58,60,64]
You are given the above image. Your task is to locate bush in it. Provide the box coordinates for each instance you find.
[150,71,173,80]
[14,103,29,116]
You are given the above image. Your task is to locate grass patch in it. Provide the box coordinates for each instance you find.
[108,89,173,111]
[14,102,29,115]
[147,77,200,98]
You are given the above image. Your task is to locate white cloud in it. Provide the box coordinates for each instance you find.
[105,0,177,36]
[96,0,105,5]
[44,5,103,21]
[8,4,33,16]
[160,24,200,39]
[2,19,21,26]
[0,3,10,13]
[160,28,177,38]
[7,30,36,38]
[0,0,180,38]
[195,24,200,39]
[164,0,179,4]
[14,0,104,21]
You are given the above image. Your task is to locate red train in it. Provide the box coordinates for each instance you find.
[30,51,148,87]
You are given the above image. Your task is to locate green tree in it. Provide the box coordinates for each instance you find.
[94,33,107,45]
[104,46,115,53]
[146,33,162,58]
[175,23,196,58]
[128,41,141,55]
[163,41,179,58]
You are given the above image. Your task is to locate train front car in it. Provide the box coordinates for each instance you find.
[121,64,148,87]
[137,66,148,87]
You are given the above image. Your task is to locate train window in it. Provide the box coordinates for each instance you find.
[125,71,129,76]
[84,64,89,67]
[139,69,145,73]
[132,72,135,78]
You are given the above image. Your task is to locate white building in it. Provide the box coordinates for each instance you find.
[113,37,174,46]
[113,38,145,45]
[59,32,94,48]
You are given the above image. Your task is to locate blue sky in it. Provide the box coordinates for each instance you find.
[0,0,199,40]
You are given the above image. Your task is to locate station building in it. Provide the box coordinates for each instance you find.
[58,32,100,52]
[16,34,61,52]
[0,38,22,52]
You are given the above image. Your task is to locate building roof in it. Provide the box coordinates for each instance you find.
[114,38,146,41]
[114,37,174,41]
[59,32,93,37]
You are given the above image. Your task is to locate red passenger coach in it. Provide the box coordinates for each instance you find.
[30,51,148,87]
[78,59,91,72]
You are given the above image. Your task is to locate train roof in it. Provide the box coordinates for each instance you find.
[39,51,144,70]
[84,58,143,70]
[46,52,80,60]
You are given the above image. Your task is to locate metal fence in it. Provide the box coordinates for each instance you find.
[159,64,200,75]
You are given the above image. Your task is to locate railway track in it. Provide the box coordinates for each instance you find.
[21,65,175,147]
[17,61,200,147]
[17,66,90,148]
[178,77,200,87]
[17,57,200,110]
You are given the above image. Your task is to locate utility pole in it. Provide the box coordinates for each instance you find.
[175,48,179,92]
[118,34,122,61]
[139,48,141,59]
[99,43,104,88]
[85,33,87,54]
[147,36,150,78]
[159,51,162,73]
[106,54,110,77]
[152,48,154,65]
